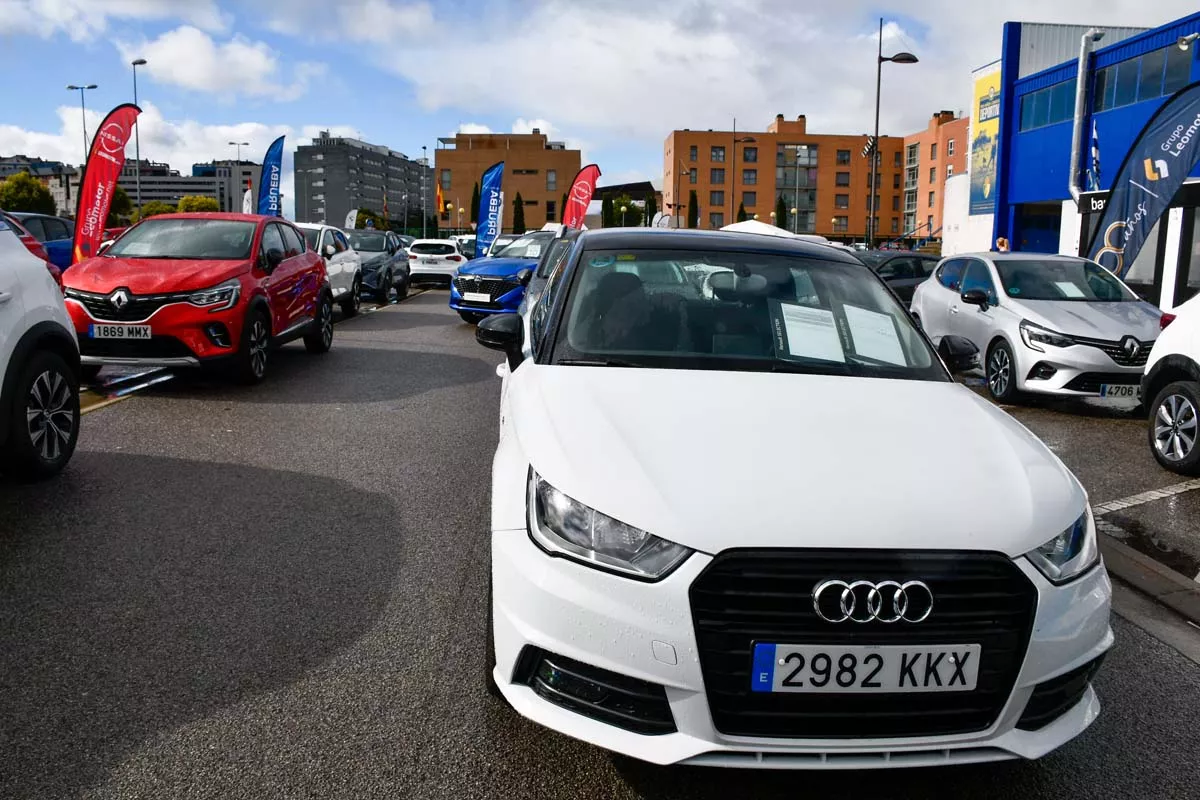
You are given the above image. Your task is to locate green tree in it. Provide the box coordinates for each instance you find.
[775,195,787,228]
[736,201,747,222]
[107,185,133,226]
[355,207,386,230]
[687,190,699,229]
[512,192,526,234]
[470,181,480,224]
[0,172,56,215]
[176,195,220,213]
[134,200,176,221]
[601,195,614,228]
[610,195,644,227]
[645,194,658,226]
[561,192,568,223]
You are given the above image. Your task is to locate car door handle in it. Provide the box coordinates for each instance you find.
[0,291,12,305]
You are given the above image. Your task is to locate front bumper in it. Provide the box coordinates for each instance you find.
[1012,337,1147,397]
[449,280,523,315]
[67,297,243,366]
[492,530,1113,769]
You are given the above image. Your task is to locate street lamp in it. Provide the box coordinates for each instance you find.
[870,16,918,246]
[228,141,249,164]
[769,211,776,221]
[791,207,799,234]
[66,84,97,167]
[131,59,146,213]
[621,204,628,226]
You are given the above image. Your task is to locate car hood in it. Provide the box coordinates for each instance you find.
[1013,298,1162,341]
[510,366,1085,557]
[458,256,535,277]
[65,257,248,294]
[359,252,391,266]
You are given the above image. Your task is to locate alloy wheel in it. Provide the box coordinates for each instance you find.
[250,319,268,378]
[351,281,361,313]
[320,300,333,348]
[988,348,1011,397]
[1154,393,1198,462]
[25,369,75,462]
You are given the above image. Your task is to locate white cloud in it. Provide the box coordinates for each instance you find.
[0,0,225,41]
[258,0,433,42]
[116,27,324,101]
[456,123,494,134]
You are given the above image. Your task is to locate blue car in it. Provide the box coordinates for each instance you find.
[450,231,556,323]
[4,212,74,270]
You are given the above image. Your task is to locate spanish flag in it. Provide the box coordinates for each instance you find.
[436,183,444,218]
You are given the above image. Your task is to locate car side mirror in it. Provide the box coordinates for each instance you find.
[938,335,980,375]
[961,288,989,309]
[97,240,113,256]
[476,313,524,370]
[324,243,336,258]
[261,248,285,272]
[516,268,533,287]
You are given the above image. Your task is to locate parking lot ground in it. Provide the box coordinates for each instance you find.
[2,294,1199,799]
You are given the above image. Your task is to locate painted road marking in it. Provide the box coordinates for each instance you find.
[1092,479,1200,517]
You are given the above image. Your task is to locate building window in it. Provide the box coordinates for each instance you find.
[836,149,851,165]
[835,172,850,186]
[928,191,935,208]
[777,144,818,167]
[1094,44,1192,114]
[711,146,726,162]
[689,145,697,161]
[689,168,698,184]
[927,215,934,233]
[546,200,556,221]
[892,195,900,211]
[547,169,557,191]
[709,211,724,228]
[930,143,938,161]
[710,190,725,206]
[893,151,901,168]
[906,143,919,167]
[1019,79,1076,131]
[948,139,955,156]
[893,173,900,190]
[891,217,899,233]
[947,165,954,178]
[742,146,758,163]
[833,216,849,232]
[742,169,757,185]
[927,167,933,184]
[439,169,451,190]
[835,194,849,209]
[742,191,756,206]
[711,168,725,184]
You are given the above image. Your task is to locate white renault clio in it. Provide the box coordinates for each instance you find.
[476,228,1112,769]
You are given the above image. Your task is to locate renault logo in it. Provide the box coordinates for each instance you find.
[1121,336,1141,359]
[109,289,130,310]
[812,579,934,624]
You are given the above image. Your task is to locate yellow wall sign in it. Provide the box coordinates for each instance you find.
[970,70,1001,216]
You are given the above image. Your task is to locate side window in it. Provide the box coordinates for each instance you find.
[877,258,914,280]
[936,259,965,291]
[960,260,998,303]
[259,223,285,259]
[333,231,350,251]
[531,253,571,352]
[21,217,47,241]
[43,218,70,241]
[917,257,938,278]
[279,224,304,257]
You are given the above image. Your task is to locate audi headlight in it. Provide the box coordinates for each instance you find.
[528,472,693,580]
[1025,508,1099,584]
[1019,320,1074,352]
[188,278,240,312]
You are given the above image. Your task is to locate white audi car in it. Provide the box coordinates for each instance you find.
[475,228,1112,769]
[910,253,1162,403]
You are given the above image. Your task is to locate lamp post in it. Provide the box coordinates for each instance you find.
[457,206,465,235]
[66,84,97,167]
[228,141,249,164]
[732,135,756,227]
[421,145,429,237]
[621,205,628,226]
[870,17,918,247]
[672,157,690,228]
[791,207,799,234]
[131,59,146,213]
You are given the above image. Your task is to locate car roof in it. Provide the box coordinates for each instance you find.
[147,212,274,223]
[7,211,68,221]
[573,227,865,264]
[952,252,1090,264]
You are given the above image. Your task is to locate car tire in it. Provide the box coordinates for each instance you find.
[81,364,103,383]
[485,572,505,701]
[304,292,334,354]
[459,311,486,325]
[395,274,409,301]
[376,272,392,305]
[0,350,81,481]
[340,277,361,317]
[233,308,270,385]
[1148,381,1200,475]
[985,340,1021,404]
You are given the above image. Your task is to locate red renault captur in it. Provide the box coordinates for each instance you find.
[63,213,335,384]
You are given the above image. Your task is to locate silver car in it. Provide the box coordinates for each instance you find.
[911,253,1164,402]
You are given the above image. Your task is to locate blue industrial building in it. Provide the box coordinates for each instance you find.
[988,13,1200,309]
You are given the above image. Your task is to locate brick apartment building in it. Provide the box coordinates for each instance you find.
[662,115,905,243]
[900,111,969,243]
[434,129,581,232]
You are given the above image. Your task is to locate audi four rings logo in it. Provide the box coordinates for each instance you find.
[812,579,934,623]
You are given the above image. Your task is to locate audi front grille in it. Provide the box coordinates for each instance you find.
[689,549,1037,739]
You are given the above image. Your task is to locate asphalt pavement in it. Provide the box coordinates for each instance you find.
[2,292,1199,800]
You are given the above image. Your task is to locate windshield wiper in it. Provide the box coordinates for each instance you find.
[556,358,646,368]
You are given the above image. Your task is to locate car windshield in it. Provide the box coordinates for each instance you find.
[105,218,256,260]
[494,233,552,259]
[555,248,945,380]
[410,242,456,255]
[536,238,574,278]
[854,251,891,267]
[996,259,1135,302]
[348,232,387,252]
[301,228,320,248]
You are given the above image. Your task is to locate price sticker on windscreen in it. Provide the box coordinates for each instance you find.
[842,304,906,365]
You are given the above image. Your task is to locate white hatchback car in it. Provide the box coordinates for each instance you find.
[0,214,81,479]
[911,253,1162,403]
[296,223,363,316]
[1142,293,1200,474]
[407,239,465,284]
[475,229,1112,770]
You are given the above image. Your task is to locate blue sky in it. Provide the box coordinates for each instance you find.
[1,0,1193,217]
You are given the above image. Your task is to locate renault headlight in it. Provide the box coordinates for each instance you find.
[1019,320,1074,352]
[188,278,240,311]
[528,472,693,580]
[1025,508,1099,584]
